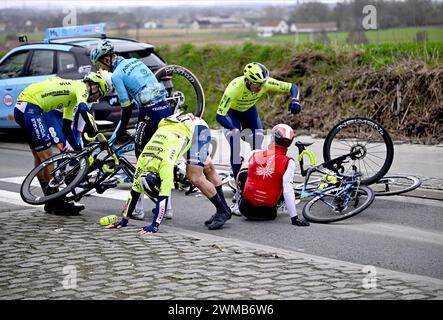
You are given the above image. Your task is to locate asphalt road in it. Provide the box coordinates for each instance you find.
[0,134,442,280]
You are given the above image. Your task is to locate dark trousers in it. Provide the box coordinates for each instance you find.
[239,198,277,221]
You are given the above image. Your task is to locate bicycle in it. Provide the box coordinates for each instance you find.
[20,64,206,205]
[294,141,375,223]
[223,116,396,193]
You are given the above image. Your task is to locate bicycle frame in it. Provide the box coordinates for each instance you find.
[295,142,363,200]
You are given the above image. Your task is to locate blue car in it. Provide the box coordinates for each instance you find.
[0,23,171,130]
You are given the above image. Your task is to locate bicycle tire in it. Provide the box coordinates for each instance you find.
[371,175,421,196]
[20,152,89,205]
[155,65,205,117]
[323,117,394,185]
[302,185,375,223]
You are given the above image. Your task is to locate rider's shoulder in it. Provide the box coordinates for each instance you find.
[225,76,245,92]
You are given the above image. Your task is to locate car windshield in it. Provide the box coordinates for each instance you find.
[119,49,165,69]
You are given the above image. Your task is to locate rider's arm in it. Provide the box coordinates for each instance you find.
[62,106,81,151]
[111,73,131,107]
[76,103,99,137]
[62,119,81,151]
[282,159,297,219]
[112,104,133,143]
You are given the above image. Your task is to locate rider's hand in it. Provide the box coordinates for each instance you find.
[106,218,129,229]
[288,98,302,114]
[63,144,74,152]
[138,223,159,235]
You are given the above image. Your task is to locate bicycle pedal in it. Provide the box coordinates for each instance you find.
[96,181,117,194]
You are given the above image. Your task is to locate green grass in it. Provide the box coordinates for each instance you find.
[263,26,443,45]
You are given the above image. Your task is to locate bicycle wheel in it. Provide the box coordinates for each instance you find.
[20,152,89,205]
[302,185,375,223]
[323,117,394,185]
[371,175,421,196]
[155,65,205,117]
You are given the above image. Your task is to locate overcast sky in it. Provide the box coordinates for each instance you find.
[0,0,347,10]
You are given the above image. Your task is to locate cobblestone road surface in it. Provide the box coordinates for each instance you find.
[0,202,442,300]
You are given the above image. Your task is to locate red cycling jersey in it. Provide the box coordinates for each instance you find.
[243,143,291,207]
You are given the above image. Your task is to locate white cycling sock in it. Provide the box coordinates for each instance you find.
[135,193,144,212]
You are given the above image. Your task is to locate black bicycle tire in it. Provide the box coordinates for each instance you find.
[155,64,205,117]
[372,175,421,196]
[302,185,375,223]
[323,117,394,185]
[20,152,90,205]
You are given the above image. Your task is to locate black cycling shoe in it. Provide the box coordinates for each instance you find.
[204,215,215,226]
[207,210,231,230]
[46,200,85,215]
[291,216,310,226]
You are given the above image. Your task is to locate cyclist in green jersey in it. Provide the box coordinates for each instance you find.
[14,73,108,214]
[107,113,232,233]
[216,62,302,214]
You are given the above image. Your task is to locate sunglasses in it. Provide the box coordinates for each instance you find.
[245,79,266,93]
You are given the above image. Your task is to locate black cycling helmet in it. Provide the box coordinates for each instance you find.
[141,172,161,201]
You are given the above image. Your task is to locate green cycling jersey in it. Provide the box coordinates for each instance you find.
[18,77,89,121]
[216,76,292,116]
[132,113,196,197]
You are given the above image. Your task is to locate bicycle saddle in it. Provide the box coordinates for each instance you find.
[295,141,314,147]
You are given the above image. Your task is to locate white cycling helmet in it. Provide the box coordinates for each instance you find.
[272,124,295,147]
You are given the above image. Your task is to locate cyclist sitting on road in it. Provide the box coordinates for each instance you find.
[14,73,108,214]
[107,113,232,233]
[235,124,309,226]
[90,40,172,219]
[216,62,302,215]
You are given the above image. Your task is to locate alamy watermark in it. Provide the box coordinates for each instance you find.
[62,6,77,27]
[362,265,377,289]
[362,5,377,30]
[62,265,78,289]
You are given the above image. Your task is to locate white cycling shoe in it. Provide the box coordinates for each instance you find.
[230,202,242,216]
[132,208,145,220]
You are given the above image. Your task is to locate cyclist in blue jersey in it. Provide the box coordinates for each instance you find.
[90,40,173,218]
[90,40,171,157]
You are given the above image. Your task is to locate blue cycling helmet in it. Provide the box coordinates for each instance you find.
[90,40,114,65]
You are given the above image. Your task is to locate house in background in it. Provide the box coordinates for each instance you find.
[191,16,250,29]
[256,20,289,37]
[144,21,158,29]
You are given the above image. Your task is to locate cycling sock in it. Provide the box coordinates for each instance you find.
[209,193,226,213]
[135,193,144,212]
[216,185,230,211]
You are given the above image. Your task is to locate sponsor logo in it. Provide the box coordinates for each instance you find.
[3,94,13,106]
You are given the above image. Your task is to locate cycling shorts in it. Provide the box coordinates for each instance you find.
[14,102,51,152]
[186,124,211,167]
[42,110,82,150]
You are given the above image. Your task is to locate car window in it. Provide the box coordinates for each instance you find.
[124,49,165,68]
[140,52,165,68]
[28,50,55,76]
[57,51,77,73]
[0,50,29,79]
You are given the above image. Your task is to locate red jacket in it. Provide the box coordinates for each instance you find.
[243,143,291,207]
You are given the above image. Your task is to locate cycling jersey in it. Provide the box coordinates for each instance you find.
[17,77,88,121]
[111,56,167,107]
[216,76,292,116]
[132,113,196,197]
[243,143,291,207]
